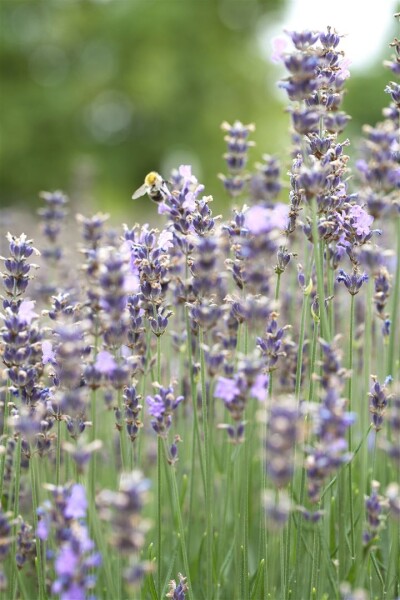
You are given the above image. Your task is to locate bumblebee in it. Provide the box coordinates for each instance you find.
[132,171,170,203]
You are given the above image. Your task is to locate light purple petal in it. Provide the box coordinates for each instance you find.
[42,341,56,365]
[65,484,87,519]
[60,582,86,600]
[158,230,174,250]
[250,374,269,402]
[95,351,117,375]
[55,545,79,577]
[271,36,288,63]
[214,377,239,403]
[18,300,38,325]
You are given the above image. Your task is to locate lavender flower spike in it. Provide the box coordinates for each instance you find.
[337,267,369,295]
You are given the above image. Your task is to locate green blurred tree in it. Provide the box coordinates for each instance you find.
[0,0,286,215]
[0,0,396,217]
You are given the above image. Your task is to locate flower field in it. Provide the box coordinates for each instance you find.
[0,19,399,600]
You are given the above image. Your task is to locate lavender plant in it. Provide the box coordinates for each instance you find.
[0,16,399,600]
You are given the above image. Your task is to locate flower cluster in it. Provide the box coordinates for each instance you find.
[305,338,355,503]
[97,470,150,586]
[37,484,101,599]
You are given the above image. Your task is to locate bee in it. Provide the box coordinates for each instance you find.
[132,171,170,204]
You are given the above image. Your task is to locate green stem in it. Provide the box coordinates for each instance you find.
[90,389,97,495]
[275,272,281,301]
[308,319,319,403]
[157,435,162,599]
[388,215,400,377]
[199,328,213,599]
[56,418,62,486]
[0,391,11,502]
[311,198,330,341]
[156,335,162,383]
[10,434,22,600]
[242,433,250,600]
[293,320,319,592]
[295,293,308,402]
[163,440,194,600]
[185,309,206,499]
[30,453,46,600]
[347,294,356,565]
[117,390,127,471]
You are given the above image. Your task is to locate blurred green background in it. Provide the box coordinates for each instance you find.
[0,0,396,219]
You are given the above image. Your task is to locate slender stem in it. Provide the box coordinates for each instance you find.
[156,334,162,599]
[242,432,250,600]
[185,309,206,497]
[275,272,281,301]
[388,215,400,377]
[308,319,319,403]
[295,293,308,401]
[0,392,11,501]
[311,198,330,341]
[156,335,162,383]
[162,440,194,600]
[293,320,319,591]
[56,417,62,486]
[347,293,356,564]
[10,434,22,600]
[30,453,46,600]
[199,327,213,599]
[117,390,127,471]
[157,435,162,599]
[90,389,97,495]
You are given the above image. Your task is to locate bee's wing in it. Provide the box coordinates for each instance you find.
[132,184,147,200]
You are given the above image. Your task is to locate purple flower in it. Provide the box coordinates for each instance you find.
[167,573,189,599]
[146,385,184,436]
[271,36,288,63]
[147,396,165,419]
[337,267,369,296]
[18,299,38,324]
[60,583,86,600]
[65,484,88,519]
[95,350,117,375]
[250,373,269,402]
[348,205,374,236]
[55,545,79,577]
[245,204,288,234]
[42,340,56,365]
[214,377,239,403]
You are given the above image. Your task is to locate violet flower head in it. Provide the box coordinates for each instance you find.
[95,350,117,375]
[386,483,400,520]
[381,392,400,465]
[245,203,289,235]
[37,191,68,292]
[250,154,282,204]
[1,233,39,310]
[337,267,369,295]
[306,338,355,502]
[363,480,385,546]
[16,518,36,570]
[76,212,109,250]
[373,267,391,319]
[369,375,392,431]
[263,490,292,530]
[257,313,288,373]
[219,120,255,197]
[97,470,151,586]
[166,573,189,600]
[147,385,183,437]
[37,484,101,599]
[266,401,301,488]
[0,509,11,589]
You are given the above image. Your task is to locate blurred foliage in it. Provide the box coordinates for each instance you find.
[0,0,396,218]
